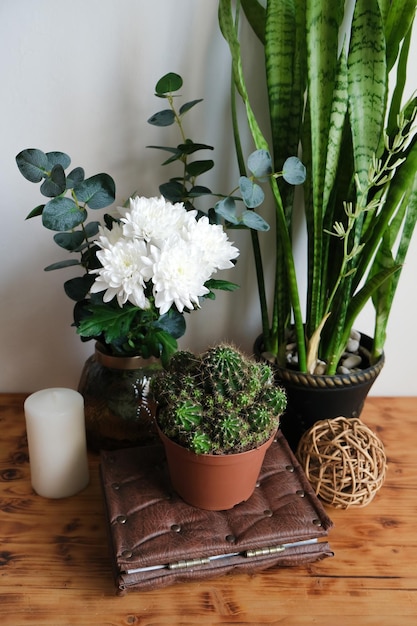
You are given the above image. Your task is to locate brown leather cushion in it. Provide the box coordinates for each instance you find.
[100,431,333,593]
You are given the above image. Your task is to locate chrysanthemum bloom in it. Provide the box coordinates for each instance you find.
[143,235,212,315]
[120,195,197,245]
[183,215,239,271]
[90,237,150,309]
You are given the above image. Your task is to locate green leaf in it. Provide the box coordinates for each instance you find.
[239,176,264,208]
[155,72,183,95]
[247,149,272,180]
[154,308,186,339]
[282,156,306,185]
[53,231,85,251]
[179,99,203,115]
[40,164,66,197]
[188,185,212,198]
[215,198,239,224]
[153,330,178,367]
[177,141,214,155]
[77,303,139,342]
[384,0,417,72]
[147,145,180,154]
[16,149,49,183]
[348,0,387,194]
[67,167,85,188]
[64,275,95,301]
[46,151,71,170]
[186,159,214,177]
[25,204,44,219]
[241,210,270,231]
[204,279,240,292]
[147,110,176,126]
[42,197,86,231]
[44,259,81,271]
[159,180,185,203]
[84,221,100,238]
[73,174,115,209]
[241,0,266,43]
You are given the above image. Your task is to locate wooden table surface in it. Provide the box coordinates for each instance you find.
[1,394,416,625]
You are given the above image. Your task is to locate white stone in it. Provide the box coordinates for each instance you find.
[342,354,362,369]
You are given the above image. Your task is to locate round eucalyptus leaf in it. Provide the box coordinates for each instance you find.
[179,99,204,115]
[40,164,66,197]
[16,149,48,183]
[247,149,272,180]
[239,176,265,208]
[64,275,96,301]
[46,151,71,170]
[53,230,85,251]
[147,110,176,127]
[214,198,239,224]
[282,156,306,185]
[73,173,115,209]
[42,197,86,231]
[241,210,270,231]
[67,167,85,188]
[155,72,183,95]
[84,220,100,238]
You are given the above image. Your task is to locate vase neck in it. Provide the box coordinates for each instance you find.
[95,343,159,370]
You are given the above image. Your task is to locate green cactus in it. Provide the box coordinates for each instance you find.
[151,343,287,455]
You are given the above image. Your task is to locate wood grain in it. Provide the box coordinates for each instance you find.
[0,394,416,625]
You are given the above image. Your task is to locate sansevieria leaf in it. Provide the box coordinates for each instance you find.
[348,0,387,197]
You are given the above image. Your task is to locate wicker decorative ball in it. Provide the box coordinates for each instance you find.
[296,416,387,509]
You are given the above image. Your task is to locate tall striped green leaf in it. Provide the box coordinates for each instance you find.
[372,174,417,356]
[265,0,297,170]
[348,0,386,198]
[384,0,417,71]
[305,0,344,333]
[241,0,266,43]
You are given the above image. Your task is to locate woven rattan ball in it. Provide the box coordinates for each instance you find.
[296,416,387,509]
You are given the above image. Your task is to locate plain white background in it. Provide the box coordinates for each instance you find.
[1,0,416,395]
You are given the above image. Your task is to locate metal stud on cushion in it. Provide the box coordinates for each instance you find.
[296,417,387,509]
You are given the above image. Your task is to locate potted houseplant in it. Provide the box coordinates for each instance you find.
[150,343,286,510]
[211,0,417,446]
[147,2,416,447]
[16,150,239,448]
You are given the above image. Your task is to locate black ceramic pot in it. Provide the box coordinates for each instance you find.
[254,333,384,451]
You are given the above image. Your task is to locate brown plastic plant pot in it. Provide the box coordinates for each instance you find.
[157,425,276,511]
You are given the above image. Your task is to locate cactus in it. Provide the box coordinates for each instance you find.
[151,343,287,455]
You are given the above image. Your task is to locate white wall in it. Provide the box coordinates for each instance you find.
[1,0,416,395]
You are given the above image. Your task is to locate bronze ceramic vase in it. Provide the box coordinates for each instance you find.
[78,343,162,451]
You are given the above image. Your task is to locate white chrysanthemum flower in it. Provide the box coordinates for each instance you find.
[120,195,197,245]
[145,235,211,315]
[184,216,240,270]
[96,223,124,249]
[90,238,150,309]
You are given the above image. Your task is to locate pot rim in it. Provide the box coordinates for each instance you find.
[254,332,384,389]
[156,421,277,463]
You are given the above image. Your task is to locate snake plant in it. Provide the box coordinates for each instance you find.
[218,0,417,375]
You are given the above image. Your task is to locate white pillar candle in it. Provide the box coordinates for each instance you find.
[24,388,90,498]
